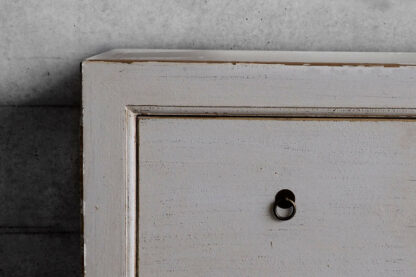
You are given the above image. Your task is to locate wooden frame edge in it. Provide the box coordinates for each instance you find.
[127,105,416,119]
[126,108,137,277]
[125,104,416,276]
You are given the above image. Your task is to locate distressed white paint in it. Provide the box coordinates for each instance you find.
[88,49,416,65]
[138,118,416,276]
[82,50,416,277]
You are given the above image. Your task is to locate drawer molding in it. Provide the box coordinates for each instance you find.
[127,105,416,118]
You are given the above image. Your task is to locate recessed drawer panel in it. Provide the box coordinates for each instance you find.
[138,117,416,276]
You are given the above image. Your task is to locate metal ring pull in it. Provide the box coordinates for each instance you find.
[273,189,296,221]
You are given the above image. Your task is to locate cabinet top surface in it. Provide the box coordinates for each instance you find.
[86,49,416,66]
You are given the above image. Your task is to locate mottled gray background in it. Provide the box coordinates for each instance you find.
[1,0,416,275]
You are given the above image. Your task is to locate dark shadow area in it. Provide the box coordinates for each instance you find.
[0,106,81,276]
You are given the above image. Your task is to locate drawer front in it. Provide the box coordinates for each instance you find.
[138,117,416,276]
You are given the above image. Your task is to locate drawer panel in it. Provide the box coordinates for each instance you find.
[138,118,416,276]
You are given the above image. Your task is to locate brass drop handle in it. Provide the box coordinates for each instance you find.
[273,189,296,221]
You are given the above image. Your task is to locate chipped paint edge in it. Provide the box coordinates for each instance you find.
[85,49,416,67]
[127,106,416,119]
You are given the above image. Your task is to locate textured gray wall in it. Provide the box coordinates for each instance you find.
[1,0,416,275]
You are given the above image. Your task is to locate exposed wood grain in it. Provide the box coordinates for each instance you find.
[87,49,416,66]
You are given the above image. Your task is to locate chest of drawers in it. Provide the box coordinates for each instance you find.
[83,50,416,276]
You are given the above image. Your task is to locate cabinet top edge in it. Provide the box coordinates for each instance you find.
[85,49,416,66]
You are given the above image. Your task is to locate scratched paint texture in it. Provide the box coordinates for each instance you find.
[139,118,416,276]
[1,0,416,275]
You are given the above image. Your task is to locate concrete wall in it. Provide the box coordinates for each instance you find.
[1,0,416,275]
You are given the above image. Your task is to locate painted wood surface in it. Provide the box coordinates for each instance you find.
[88,49,416,65]
[82,50,416,277]
[138,117,416,276]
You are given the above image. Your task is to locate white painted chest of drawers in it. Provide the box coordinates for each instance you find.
[82,50,416,277]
